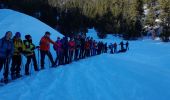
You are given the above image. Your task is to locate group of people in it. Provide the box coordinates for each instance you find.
[0,31,39,83]
[109,41,129,54]
[0,31,129,84]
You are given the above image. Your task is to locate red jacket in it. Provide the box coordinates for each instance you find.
[40,36,55,51]
[68,40,75,51]
[85,41,90,49]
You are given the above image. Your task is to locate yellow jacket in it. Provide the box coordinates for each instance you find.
[13,37,23,55]
[23,40,35,56]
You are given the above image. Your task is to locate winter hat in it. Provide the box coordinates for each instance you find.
[45,31,51,35]
[4,31,12,38]
[25,35,31,40]
[5,31,12,38]
[15,32,21,38]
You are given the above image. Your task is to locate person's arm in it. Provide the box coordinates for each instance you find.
[48,37,55,45]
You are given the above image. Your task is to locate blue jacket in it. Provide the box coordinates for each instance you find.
[0,37,14,58]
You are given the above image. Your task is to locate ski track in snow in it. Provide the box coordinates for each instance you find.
[0,9,170,100]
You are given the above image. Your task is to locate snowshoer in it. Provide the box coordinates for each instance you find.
[125,41,129,51]
[80,35,85,59]
[39,32,55,69]
[89,37,93,56]
[104,43,108,53]
[11,32,23,79]
[53,37,63,66]
[23,35,39,75]
[62,36,69,64]
[68,38,75,63]
[0,31,14,83]
[113,42,117,53]
[109,43,113,54]
[119,41,126,52]
[93,41,98,56]
[85,38,90,57]
[74,35,81,60]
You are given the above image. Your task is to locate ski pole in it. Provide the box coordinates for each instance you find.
[21,55,24,75]
[37,48,40,68]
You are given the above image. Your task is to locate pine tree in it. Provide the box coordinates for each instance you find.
[158,0,170,41]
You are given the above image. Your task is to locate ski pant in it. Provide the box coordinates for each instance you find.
[105,48,107,53]
[11,55,21,76]
[54,51,63,66]
[25,53,38,75]
[90,48,93,56]
[80,48,85,59]
[85,49,90,57]
[63,49,69,64]
[69,50,74,63]
[0,57,9,79]
[93,48,97,56]
[75,48,80,60]
[114,47,117,53]
[110,48,113,54]
[40,50,54,69]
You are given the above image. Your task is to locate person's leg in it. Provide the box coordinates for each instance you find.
[0,58,5,74]
[3,58,9,83]
[16,55,22,77]
[54,51,58,66]
[47,51,55,67]
[32,54,39,71]
[25,56,31,75]
[0,58,5,72]
[11,55,17,78]
[40,50,45,69]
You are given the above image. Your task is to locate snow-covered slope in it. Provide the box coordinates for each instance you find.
[0,9,170,100]
[0,9,63,74]
[87,28,122,43]
[0,9,63,45]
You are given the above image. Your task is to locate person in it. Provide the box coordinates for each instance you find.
[113,42,117,53]
[85,38,90,57]
[23,35,39,75]
[10,32,23,79]
[119,41,125,52]
[0,31,14,83]
[125,41,129,51]
[93,40,98,56]
[74,35,81,60]
[68,38,75,63]
[104,43,108,53]
[97,42,102,55]
[80,35,85,59]
[53,37,63,66]
[39,32,56,69]
[109,43,113,54]
[89,37,93,56]
[62,36,69,64]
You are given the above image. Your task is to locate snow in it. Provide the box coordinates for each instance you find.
[0,9,63,44]
[87,28,122,43]
[0,9,63,75]
[0,9,170,100]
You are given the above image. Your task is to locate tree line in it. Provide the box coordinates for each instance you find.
[0,0,169,41]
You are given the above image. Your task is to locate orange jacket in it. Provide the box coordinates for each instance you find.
[40,36,55,51]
